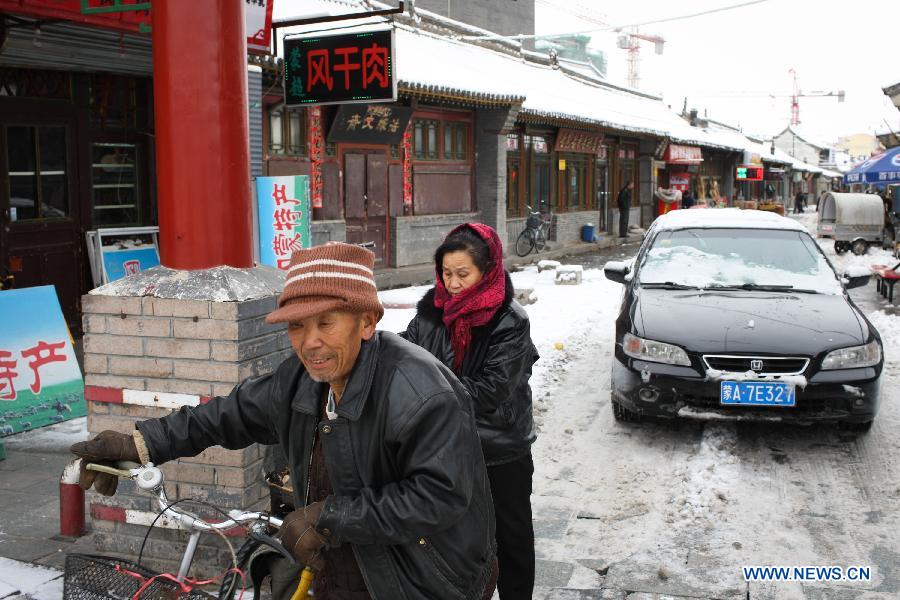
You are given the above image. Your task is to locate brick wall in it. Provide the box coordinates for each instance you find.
[81,292,291,576]
[390,212,478,267]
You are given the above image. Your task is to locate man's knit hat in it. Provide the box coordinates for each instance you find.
[266,243,384,324]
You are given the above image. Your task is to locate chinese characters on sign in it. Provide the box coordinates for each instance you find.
[256,176,312,270]
[328,104,413,145]
[284,27,396,106]
[664,144,703,165]
[0,286,86,436]
[736,165,764,181]
[554,129,606,155]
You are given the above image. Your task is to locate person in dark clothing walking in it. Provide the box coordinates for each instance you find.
[794,190,805,214]
[70,243,497,600]
[618,181,634,237]
[401,223,539,600]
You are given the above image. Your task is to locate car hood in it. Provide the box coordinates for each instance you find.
[632,289,868,355]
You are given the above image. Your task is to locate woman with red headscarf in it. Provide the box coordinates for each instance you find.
[401,223,539,600]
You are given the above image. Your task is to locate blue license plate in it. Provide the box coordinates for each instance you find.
[720,381,795,407]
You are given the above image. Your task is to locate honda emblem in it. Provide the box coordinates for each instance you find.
[750,360,764,371]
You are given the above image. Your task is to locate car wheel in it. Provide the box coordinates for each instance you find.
[611,398,642,423]
[834,241,848,254]
[838,420,874,433]
[851,240,868,256]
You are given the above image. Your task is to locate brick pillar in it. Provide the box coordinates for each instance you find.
[474,105,520,236]
[80,266,289,578]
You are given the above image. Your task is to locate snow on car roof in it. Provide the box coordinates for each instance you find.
[653,209,808,233]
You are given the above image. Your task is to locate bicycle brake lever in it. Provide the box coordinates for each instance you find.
[249,530,298,565]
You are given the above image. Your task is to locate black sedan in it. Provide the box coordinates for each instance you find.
[604,209,883,432]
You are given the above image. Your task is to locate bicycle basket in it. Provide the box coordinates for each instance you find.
[526,213,543,228]
[63,554,215,600]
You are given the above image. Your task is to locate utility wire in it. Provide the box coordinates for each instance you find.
[458,0,770,40]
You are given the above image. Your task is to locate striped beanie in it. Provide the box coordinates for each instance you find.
[266,243,384,324]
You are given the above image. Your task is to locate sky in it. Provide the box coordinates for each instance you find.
[534,0,900,144]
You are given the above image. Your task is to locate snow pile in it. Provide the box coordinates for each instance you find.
[704,369,808,388]
[0,557,63,600]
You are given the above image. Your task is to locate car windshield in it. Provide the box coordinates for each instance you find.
[638,227,843,295]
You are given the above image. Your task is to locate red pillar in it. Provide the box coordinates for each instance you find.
[152,0,253,269]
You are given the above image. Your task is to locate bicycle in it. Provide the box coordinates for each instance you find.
[514,205,552,257]
[62,460,313,600]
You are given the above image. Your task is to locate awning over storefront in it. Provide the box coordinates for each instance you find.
[664,144,703,164]
[554,129,606,154]
[844,146,900,184]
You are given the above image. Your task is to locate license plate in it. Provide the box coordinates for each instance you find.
[720,381,795,407]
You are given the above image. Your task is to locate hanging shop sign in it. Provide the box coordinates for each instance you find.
[554,129,606,155]
[663,144,703,165]
[328,104,413,145]
[284,26,396,107]
[736,165,764,181]
[256,176,312,270]
[669,173,691,192]
[0,286,86,436]
[246,0,275,54]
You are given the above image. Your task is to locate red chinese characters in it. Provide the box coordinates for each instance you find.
[270,182,305,270]
[306,43,391,93]
[0,340,69,399]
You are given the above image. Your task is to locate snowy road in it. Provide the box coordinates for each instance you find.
[521,211,900,599]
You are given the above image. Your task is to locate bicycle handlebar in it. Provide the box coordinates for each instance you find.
[84,461,284,532]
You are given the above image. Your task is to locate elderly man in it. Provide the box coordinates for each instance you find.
[71,243,497,600]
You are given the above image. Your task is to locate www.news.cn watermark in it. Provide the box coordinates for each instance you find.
[742,566,872,582]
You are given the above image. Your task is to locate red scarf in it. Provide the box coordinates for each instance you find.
[433,223,507,373]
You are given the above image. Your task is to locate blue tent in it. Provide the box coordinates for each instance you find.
[844,146,900,185]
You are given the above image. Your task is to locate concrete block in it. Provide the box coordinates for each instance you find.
[172,359,240,383]
[83,314,107,334]
[108,402,175,420]
[88,414,139,435]
[161,462,216,486]
[82,294,142,316]
[142,297,210,318]
[175,482,264,508]
[84,334,144,357]
[144,338,211,360]
[143,377,213,397]
[514,287,538,306]
[537,260,560,272]
[238,350,292,380]
[109,356,174,379]
[555,265,583,285]
[211,333,281,362]
[238,315,283,339]
[84,373,147,391]
[208,296,277,321]
[173,319,239,341]
[83,353,108,374]
[181,445,260,468]
[106,316,172,338]
[215,459,265,488]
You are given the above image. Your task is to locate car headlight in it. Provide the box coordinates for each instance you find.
[821,340,881,370]
[622,332,691,366]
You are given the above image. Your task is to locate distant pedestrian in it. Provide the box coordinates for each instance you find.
[617,181,634,238]
[682,189,695,209]
[794,191,804,214]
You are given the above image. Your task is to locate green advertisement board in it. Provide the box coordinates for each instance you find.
[0,286,86,436]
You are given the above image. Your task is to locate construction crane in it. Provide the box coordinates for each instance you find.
[615,29,665,89]
[787,68,844,125]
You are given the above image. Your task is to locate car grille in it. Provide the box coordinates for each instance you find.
[702,355,809,375]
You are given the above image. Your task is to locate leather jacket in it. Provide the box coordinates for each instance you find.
[401,273,539,466]
[137,332,496,600]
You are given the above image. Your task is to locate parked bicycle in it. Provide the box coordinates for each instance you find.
[62,460,312,600]
[514,204,552,257]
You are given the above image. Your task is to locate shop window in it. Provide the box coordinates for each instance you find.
[0,67,71,100]
[5,125,69,222]
[412,119,439,160]
[90,75,136,129]
[268,104,307,156]
[561,154,593,211]
[443,122,467,161]
[91,143,139,227]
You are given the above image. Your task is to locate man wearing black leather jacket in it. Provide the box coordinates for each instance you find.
[71,243,497,600]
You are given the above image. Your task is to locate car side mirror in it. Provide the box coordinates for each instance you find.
[842,266,871,290]
[604,261,630,284]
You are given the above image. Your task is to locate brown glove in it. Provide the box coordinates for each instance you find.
[70,430,140,496]
[280,501,329,570]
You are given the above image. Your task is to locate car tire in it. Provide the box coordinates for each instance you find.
[834,241,848,254]
[611,398,642,423]
[838,420,873,433]
[851,240,868,256]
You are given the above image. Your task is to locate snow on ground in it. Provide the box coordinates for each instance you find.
[3,416,87,452]
[0,558,63,600]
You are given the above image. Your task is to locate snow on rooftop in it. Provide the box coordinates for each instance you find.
[653,208,807,232]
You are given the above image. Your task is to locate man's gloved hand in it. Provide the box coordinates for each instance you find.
[69,430,140,496]
[280,501,329,570]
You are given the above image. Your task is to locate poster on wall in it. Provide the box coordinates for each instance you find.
[86,227,161,287]
[0,286,86,437]
[256,176,312,270]
[669,173,691,192]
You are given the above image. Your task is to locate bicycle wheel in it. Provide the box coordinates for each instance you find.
[533,228,547,252]
[515,229,535,256]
